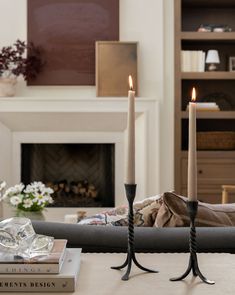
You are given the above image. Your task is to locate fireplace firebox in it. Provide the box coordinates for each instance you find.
[21,144,115,207]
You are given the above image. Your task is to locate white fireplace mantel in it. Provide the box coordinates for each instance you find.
[0,96,159,222]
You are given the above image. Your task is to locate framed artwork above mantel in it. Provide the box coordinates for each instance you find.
[27,0,119,86]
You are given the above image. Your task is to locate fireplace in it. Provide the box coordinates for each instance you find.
[21,143,115,208]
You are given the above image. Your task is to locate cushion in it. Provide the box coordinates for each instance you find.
[155,192,235,227]
[78,194,163,226]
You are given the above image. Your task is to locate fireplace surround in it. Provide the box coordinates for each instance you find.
[0,97,159,221]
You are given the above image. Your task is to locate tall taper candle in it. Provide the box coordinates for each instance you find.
[125,75,135,184]
[188,87,197,201]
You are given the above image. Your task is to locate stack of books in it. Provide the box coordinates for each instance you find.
[186,102,220,111]
[181,50,206,72]
[0,240,81,292]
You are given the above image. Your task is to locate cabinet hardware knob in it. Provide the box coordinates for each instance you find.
[198,170,203,174]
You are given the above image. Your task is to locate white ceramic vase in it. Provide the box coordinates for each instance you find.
[0,78,17,97]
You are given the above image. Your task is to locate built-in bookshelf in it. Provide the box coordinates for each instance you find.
[175,0,235,203]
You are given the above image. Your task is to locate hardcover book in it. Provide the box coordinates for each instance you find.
[186,102,220,112]
[0,248,81,292]
[0,239,67,274]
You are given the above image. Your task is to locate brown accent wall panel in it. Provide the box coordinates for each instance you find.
[27,0,119,85]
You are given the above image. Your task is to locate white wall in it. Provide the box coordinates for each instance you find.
[160,0,174,192]
[0,0,163,101]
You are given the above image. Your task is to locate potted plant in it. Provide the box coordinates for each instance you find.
[0,40,43,96]
[2,181,54,220]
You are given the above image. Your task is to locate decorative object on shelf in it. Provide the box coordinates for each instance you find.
[0,78,16,97]
[170,88,214,285]
[0,40,43,96]
[206,50,220,71]
[170,201,215,285]
[229,56,235,72]
[197,24,212,32]
[28,0,119,86]
[111,76,157,280]
[198,24,232,32]
[2,182,54,220]
[197,131,235,150]
[96,42,138,97]
[0,217,54,258]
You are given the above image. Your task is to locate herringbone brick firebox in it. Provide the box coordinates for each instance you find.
[21,143,115,208]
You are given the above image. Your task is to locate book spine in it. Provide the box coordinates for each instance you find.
[181,51,185,72]
[191,51,197,72]
[0,264,59,274]
[186,51,190,71]
[0,277,75,292]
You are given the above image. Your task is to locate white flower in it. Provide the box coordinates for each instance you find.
[10,195,22,206]
[33,193,48,205]
[2,183,24,199]
[24,181,46,194]
[41,187,54,195]
[23,198,33,209]
[0,181,6,191]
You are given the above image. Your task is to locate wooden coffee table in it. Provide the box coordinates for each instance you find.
[2,253,233,294]
[75,253,233,295]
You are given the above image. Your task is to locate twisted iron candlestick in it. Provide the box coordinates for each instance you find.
[170,201,215,285]
[111,184,158,280]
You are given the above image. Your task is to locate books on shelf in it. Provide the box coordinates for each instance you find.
[0,248,81,292]
[181,50,206,72]
[0,239,67,274]
[186,102,220,111]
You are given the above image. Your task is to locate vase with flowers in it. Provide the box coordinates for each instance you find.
[0,39,43,96]
[2,182,54,221]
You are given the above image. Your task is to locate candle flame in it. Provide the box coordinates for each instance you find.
[129,75,133,91]
[191,87,196,102]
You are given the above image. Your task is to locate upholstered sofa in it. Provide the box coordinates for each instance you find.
[32,221,235,253]
[32,192,235,253]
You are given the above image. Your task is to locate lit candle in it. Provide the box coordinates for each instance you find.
[125,75,135,184]
[188,87,197,201]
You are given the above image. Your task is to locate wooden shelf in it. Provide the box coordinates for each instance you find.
[181,72,235,80]
[182,0,235,8]
[175,0,235,197]
[181,32,235,42]
[181,151,235,157]
[181,111,235,119]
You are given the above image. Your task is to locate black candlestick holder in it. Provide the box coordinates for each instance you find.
[170,201,215,285]
[111,184,158,280]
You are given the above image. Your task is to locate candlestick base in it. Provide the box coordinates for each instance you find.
[170,201,214,285]
[111,184,158,281]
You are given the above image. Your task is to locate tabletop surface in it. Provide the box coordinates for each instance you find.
[1,252,234,295]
